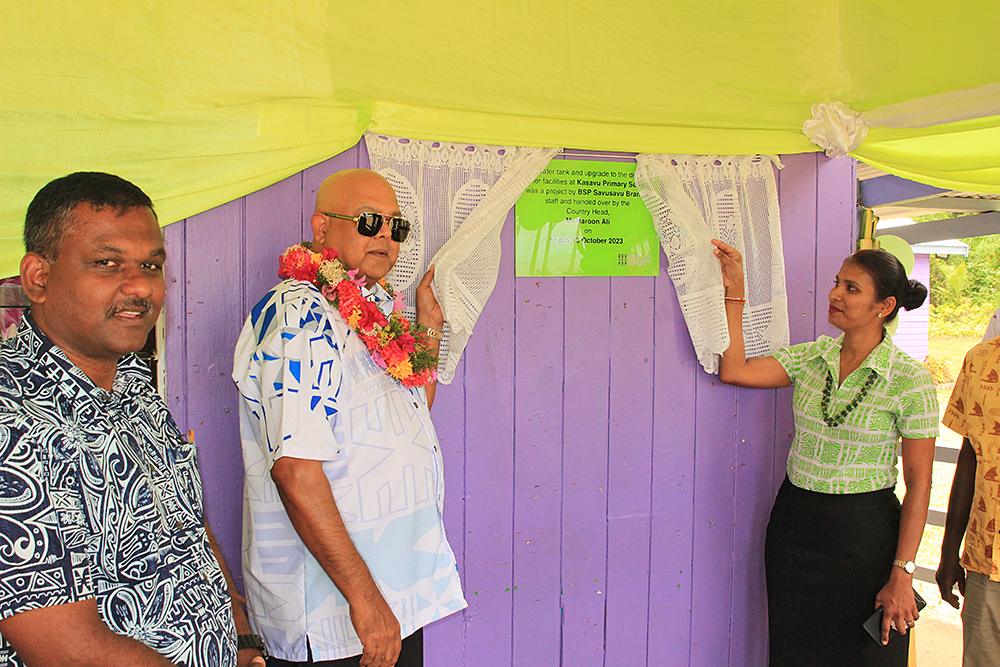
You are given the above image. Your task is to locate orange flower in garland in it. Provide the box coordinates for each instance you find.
[278,242,438,388]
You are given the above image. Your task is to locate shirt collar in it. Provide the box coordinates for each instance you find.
[818,331,896,380]
[361,282,394,318]
[12,312,151,399]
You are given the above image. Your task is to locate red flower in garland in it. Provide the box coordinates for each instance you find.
[381,339,409,367]
[395,332,416,352]
[278,241,439,388]
[357,301,388,332]
[279,246,321,282]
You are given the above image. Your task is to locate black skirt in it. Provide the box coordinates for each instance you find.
[765,477,909,667]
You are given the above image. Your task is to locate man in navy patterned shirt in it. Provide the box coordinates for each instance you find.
[0,173,264,667]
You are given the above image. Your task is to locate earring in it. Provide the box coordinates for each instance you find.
[878,313,883,318]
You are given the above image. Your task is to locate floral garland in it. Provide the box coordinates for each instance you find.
[278,242,438,387]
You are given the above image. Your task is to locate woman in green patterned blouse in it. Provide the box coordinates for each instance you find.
[713,239,937,667]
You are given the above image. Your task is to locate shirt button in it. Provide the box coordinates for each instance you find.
[413,402,419,408]
[175,520,184,529]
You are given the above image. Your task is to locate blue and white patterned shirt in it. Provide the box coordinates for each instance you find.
[0,315,236,667]
[233,279,466,662]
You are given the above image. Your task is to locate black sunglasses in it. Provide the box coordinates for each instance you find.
[322,211,411,243]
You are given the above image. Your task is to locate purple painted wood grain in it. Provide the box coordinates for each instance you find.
[183,199,246,586]
[244,172,302,314]
[605,277,655,663]
[561,275,611,666]
[778,154,820,345]
[729,385,775,666]
[607,513,653,660]
[690,370,737,667]
[455,209,517,667]
[424,355,467,667]
[608,278,655,518]
[647,267,697,666]
[163,222,188,431]
[775,154,820,493]
[512,275,564,667]
[815,156,857,340]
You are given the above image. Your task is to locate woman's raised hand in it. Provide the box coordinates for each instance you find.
[712,239,745,297]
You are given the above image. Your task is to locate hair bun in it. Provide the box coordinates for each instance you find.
[900,278,928,311]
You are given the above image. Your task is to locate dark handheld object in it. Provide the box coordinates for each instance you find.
[862,588,926,644]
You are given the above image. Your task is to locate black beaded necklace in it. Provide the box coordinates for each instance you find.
[820,368,878,427]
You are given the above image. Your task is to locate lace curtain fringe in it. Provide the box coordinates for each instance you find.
[365,132,559,384]
[367,135,786,379]
[635,154,789,374]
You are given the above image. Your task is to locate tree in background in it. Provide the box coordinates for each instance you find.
[927,233,1000,337]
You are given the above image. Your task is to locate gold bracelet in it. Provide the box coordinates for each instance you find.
[425,327,444,340]
[724,297,746,304]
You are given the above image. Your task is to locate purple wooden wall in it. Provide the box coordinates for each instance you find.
[893,253,930,362]
[163,148,856,667]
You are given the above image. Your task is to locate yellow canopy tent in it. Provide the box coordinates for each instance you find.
[2,0,999,276]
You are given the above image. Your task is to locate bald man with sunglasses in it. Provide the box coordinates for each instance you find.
[233,170,466,667]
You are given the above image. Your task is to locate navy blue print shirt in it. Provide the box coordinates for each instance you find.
[0,316,235,667]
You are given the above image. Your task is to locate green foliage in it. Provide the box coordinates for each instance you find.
[911,212,966,223]
[929,300,995,337]
[933,263,967,305]
[927,235,1000,318]
[961,235,1000,306]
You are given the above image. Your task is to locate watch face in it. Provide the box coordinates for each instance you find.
[906,561,916,574]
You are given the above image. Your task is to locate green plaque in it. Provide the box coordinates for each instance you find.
[515,159,658,277]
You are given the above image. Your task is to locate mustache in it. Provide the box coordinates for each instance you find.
[106,298,154,318]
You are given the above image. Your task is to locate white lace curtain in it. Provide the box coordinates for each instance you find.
[634,154,788,374]
[365,133,559,383]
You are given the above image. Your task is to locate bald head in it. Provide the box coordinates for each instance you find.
[310,169,402,287]
[315,169,395,215]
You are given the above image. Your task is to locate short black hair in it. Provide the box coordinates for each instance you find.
[848,248,928,322]
[24,172,155,259]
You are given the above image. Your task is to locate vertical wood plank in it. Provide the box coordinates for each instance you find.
[424,353,467,666]
[244,172,302,313]
[690,372,736,667]
[607,513,652,659]
[184,199,246,586]
[560,275,610,666]
[605,276,655,663]
[648,266,697,667]
[455,209,517,667]
[775,153,819,491]
[815,155,857,339]
[729,385,775,666]
[163,220,188,431]
[512,275,564,667]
